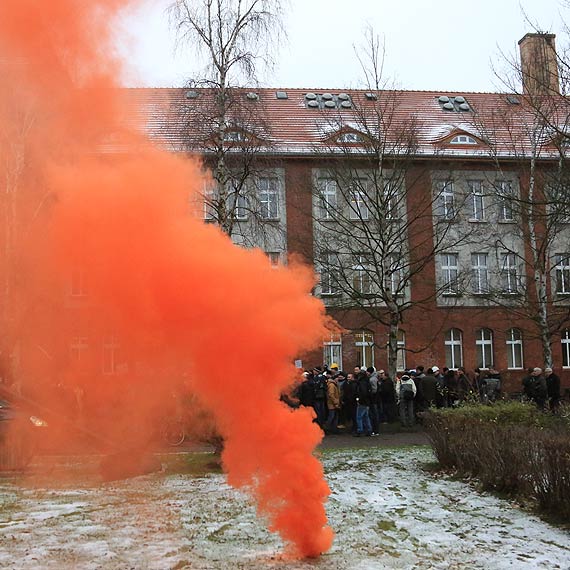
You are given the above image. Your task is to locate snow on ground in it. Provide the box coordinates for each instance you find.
[0,446,569,569]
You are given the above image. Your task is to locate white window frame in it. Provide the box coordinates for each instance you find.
[468,180,485,221]
[355,331,374,368]
[450,134,477,144]
[385,254,404,296]
[497,181,514,222]
[562,329,570,368]
[555,254,570,294]
[441,253,459,295]
[323,333,343,370]
[383,182,399,220]
[475,328,494,369]
[445,328,463,369]
[349,181,369,220]
[318,178,338,220]
[353,254,372,295]
[501,252,518,294]
[258,177,279,220]
[396,330,406,371]
[338,132,363,143]
[471,253,489,294]
[506,328,524,369]
[436,181,455,220]
[320,252,339,296]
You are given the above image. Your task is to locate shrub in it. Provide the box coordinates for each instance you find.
[423,402,570,521]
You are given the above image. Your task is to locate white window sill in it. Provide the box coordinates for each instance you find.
[468,219,488,223]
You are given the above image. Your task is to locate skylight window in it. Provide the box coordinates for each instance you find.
[450,134,477,145]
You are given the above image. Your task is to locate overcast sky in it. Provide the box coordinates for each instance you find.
[119,0,568,92]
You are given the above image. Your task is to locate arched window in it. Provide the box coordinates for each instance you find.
[337,132,363,143]
[354,331,374,368]
[444,328,463,368]
[475,328,494,369]
[506,328,524,369]
[450,134,477,144]
[562,329,570,368]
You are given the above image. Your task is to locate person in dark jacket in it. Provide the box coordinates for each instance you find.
[342,373,358,433]
[354,370,373,436]
[421,368,439,408]
[379,371,396,423]
[545,367,561,412]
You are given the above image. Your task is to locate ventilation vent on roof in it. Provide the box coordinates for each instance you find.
[338,93,350,101]
[506,95,521,105]
[437,95,472,112]
[276,91,288,99]
[307,100,319,108]
[185,90,198,99]
[246,92,259,101]
[365,92,378,100]
[305,92,317,100]
[322,93,333,100]
[340,101,352,108]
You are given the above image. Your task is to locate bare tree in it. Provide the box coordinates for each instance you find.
[311,30,477,378]
[169,0,287,247]
[474,31,570,368]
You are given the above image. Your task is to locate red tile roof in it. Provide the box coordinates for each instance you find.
[121,87,568,159]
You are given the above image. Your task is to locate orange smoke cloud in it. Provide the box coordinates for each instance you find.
[0,0,333,558]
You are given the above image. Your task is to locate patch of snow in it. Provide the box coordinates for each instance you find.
[0,447,568,569]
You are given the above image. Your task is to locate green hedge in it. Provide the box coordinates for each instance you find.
[423,402,570,521]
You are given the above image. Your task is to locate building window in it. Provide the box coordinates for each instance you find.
[444,328,463,369]
[258,177,279,219]
[338,132,363,143]
[385,254,404,296]
[562,329,570,368]
[203,182,216,220]
[506,328,524,369]
[318,178,338,219]
[497,181,514,221]
[70,269,88,297]
[396,330,406,371]
[265,252,280,267]
[436,181,455,220]
[554,254,570,294]
[383,182,399,220]
[70,337,88,362]
[103,335,120,375]
[354,331,374,368]
[349,185,369,220]
[441,253,459,294]
[323,333,343,369]
[223,130,246,142]
[471,253,489,294]
[501,252,518,294]
[475,328,494,369]
[450,134,477,144]
[468,180,485,221]
[320,252,339,295]
[353,254,372,295]
[231,192,248,220]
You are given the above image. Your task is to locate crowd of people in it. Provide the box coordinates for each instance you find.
[292,363,564,436]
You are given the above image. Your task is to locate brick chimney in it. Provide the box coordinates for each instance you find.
[518,33,560,95]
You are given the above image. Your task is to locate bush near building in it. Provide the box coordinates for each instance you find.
[423,402,570,521]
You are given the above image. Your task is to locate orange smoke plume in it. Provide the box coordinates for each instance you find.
[0,0,333,558]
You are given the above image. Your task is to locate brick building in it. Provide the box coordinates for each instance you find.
[125,32,570,394]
